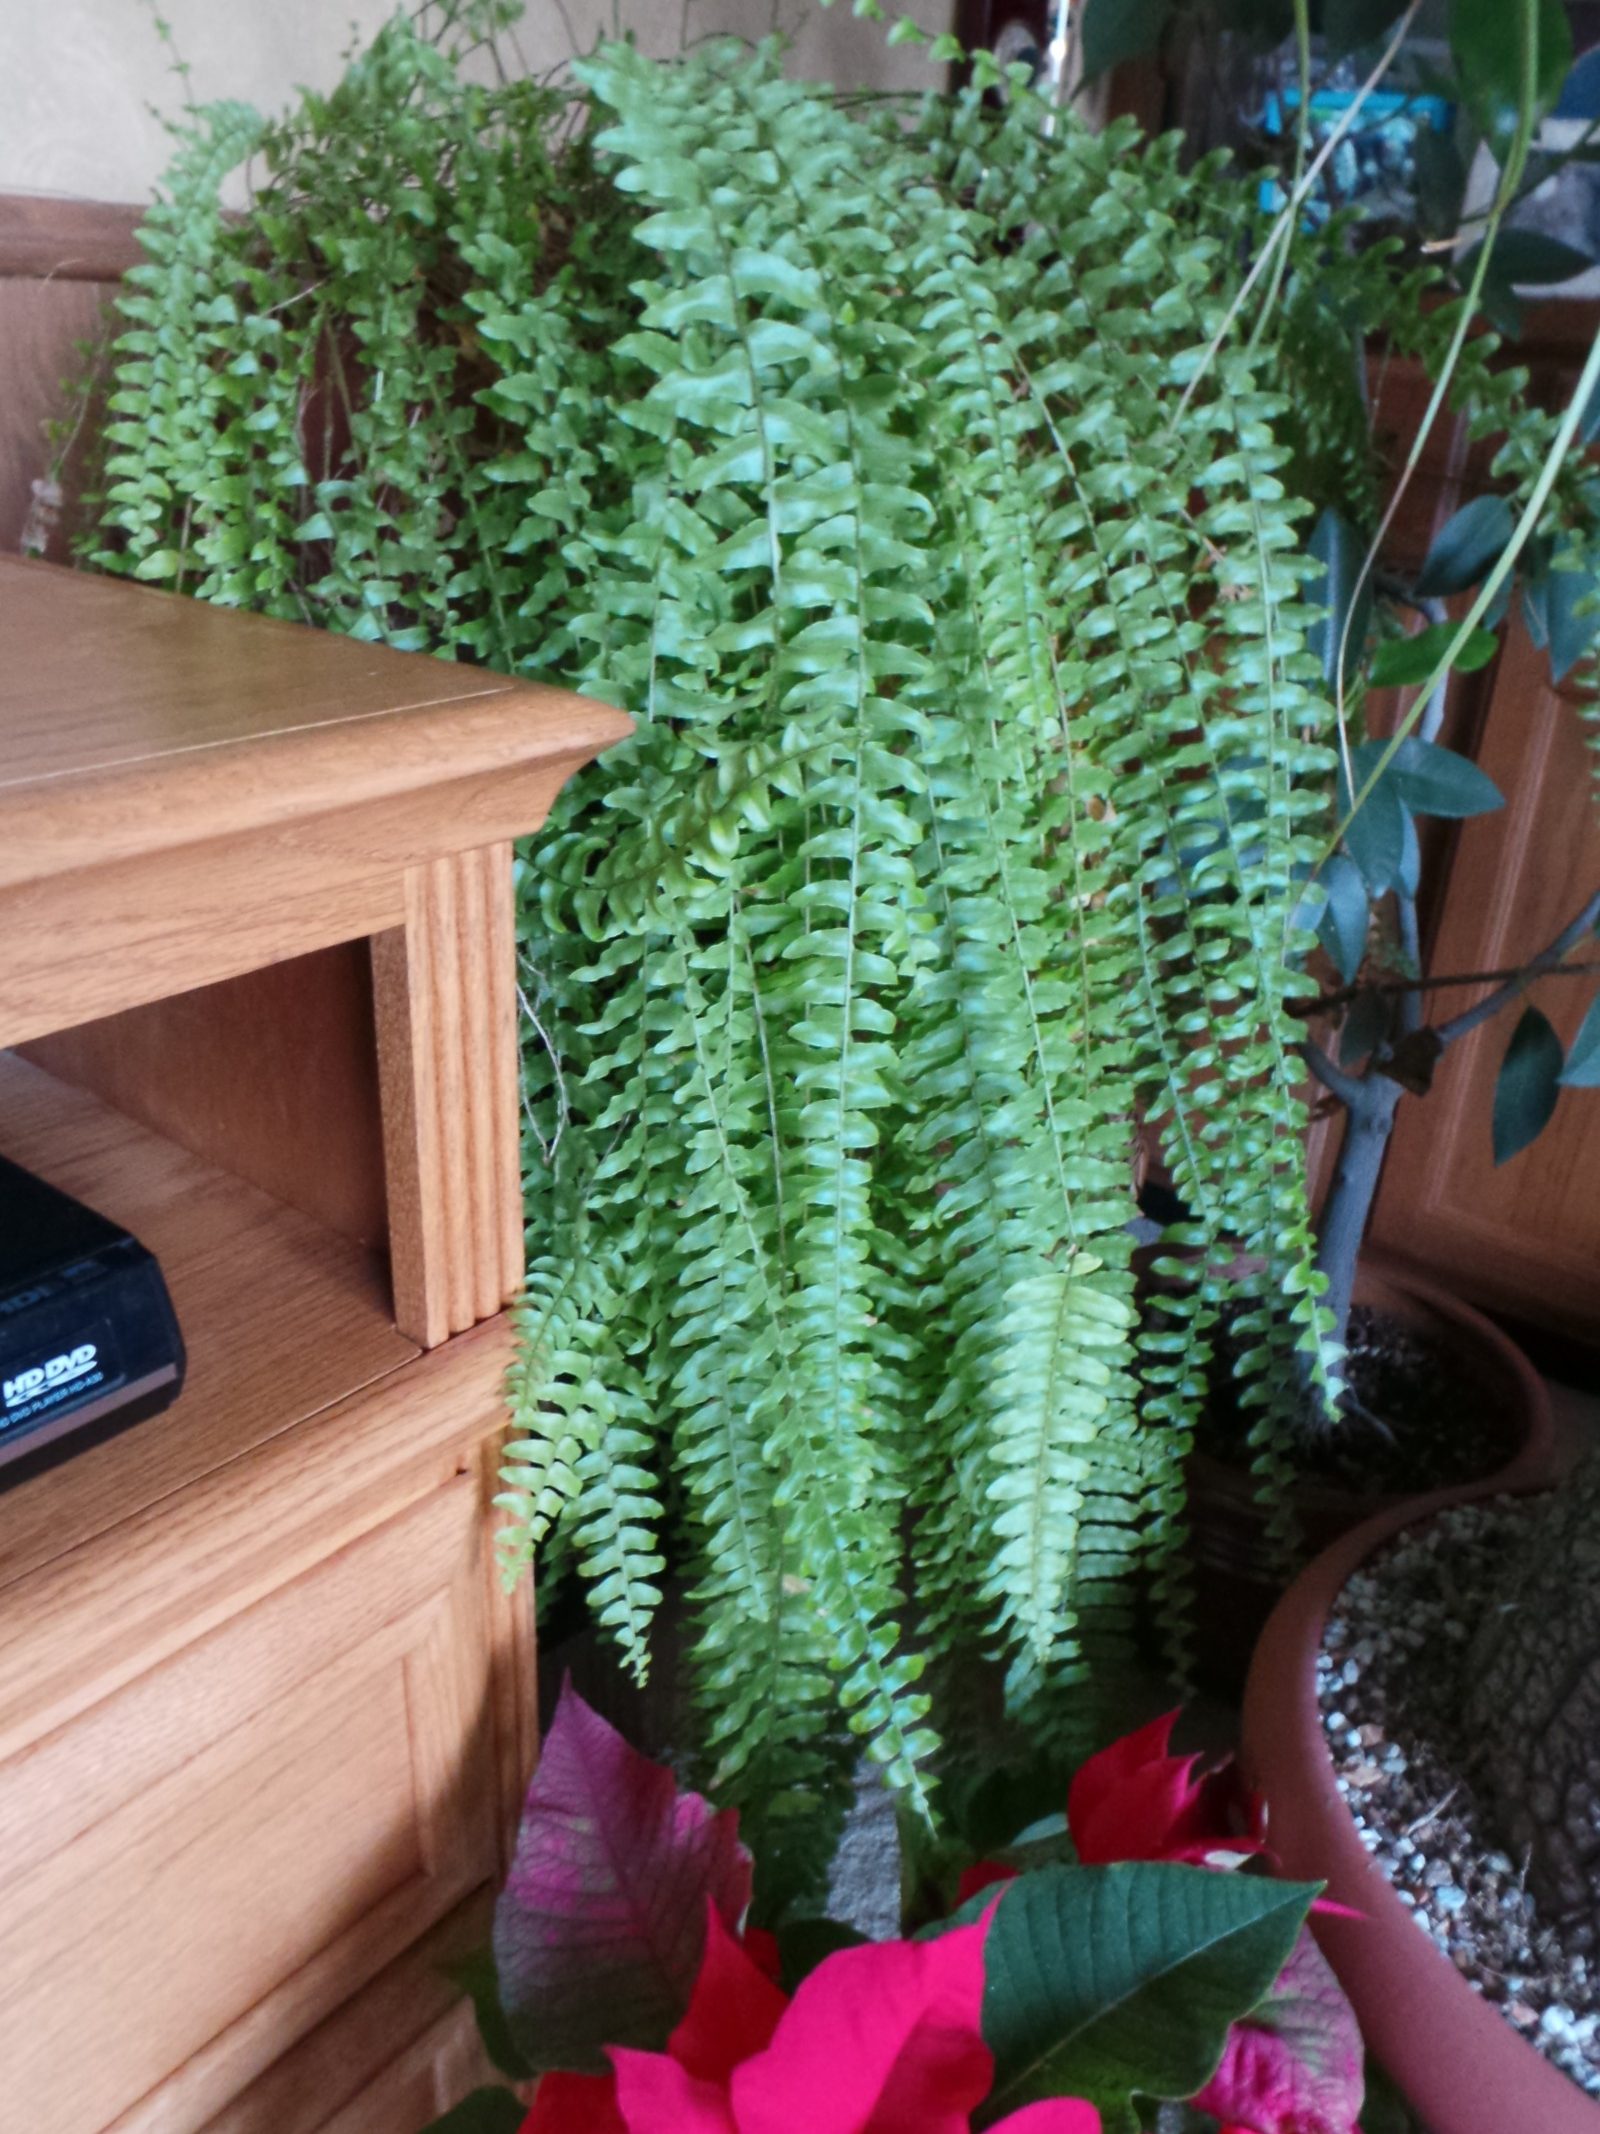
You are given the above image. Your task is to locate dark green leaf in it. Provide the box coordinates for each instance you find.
[444,1949,532,2081]
[1338,744,1409,896]
[1339,987,1390,1067]
[1369,621,1497,687]
[1323,0,1409,56]
[1413,127,1467,241]
[1450,0,1573,165]
[1560,994,1600,1086]
[1544,563,1600,681]
[1459,230,1594,301]
[776,1917,869,1991]
[1080,0,1175,78]
[1317,853,1370,983]
[1492,1006,1564,1163]
[1306,509,1370,694]
[419,2089,526,2134]
[978,1863,1317,2132]
[1388,737,1504,819]
[1414,495,1514,598]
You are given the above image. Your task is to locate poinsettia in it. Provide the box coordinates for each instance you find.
[1191,1929,1364,2134]
[957,1710,1261,1904]
[521,1906,1100,2134]
[428,1692,1344,2134]
[1067,1711,1265,1869]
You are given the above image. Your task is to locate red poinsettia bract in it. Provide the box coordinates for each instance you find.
[521,1904,1099,2134]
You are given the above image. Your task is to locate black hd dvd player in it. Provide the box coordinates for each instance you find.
[0,1152,186,1487]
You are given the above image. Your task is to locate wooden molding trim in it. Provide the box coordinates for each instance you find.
[374,845,525,1348]
[0,194,145,282]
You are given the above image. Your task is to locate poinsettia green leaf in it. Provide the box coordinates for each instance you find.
[419,2089,527,2134]
[444,1948,533,2081]
[977,1863,1317,2132]
[776,1917,870,1990]
[1492,1006,1564,1164]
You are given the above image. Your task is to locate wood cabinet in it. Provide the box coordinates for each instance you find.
[0,557,627,2129]
[1357,306,1600,1342]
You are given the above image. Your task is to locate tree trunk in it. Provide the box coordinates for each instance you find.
[1465,1456,1600,1948]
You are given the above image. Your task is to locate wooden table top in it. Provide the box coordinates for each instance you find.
[0,558,630,888]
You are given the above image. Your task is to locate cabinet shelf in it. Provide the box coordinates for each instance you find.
[0,1049,417,1588]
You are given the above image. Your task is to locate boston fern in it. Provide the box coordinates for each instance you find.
[88,6,1350,1878]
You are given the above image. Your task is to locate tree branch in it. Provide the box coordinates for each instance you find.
[1300,1038,1371,1111]
[1289,956,1600,1020]
[1436,886,1600,1050]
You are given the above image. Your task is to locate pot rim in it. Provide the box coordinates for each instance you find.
[1239,1296,1592,2134]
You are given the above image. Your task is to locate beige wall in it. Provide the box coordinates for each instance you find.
[0,0,952,207]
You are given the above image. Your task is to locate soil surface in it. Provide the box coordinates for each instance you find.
[1202,1305,1522,1495]
[1318,1498,1600,2100]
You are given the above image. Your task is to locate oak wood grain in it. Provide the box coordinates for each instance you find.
[0,195,144,282]
[192,1894,495,2134]
[22,942,390,1248]
[0,277,114,557]
[0,556,631,891]
[1369,620,1600,1334]
[0,1309,515,1765]
[0,1050,417,1587]
[374,846,524,1347]
[3,1480,500,2133]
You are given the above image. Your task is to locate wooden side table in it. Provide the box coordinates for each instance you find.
[0,557,628,2131]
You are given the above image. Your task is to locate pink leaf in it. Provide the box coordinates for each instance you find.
[668,1906,788,2084]
[1192,1928,1364,2134]
[521,2070,629,2133]
[611,2050,740,2133]
[731,1920,994,2134]
[987,2105,1103,2133]
[494,1682,753,2074]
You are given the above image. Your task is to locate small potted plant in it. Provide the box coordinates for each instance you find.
[420,1684,1366,2134]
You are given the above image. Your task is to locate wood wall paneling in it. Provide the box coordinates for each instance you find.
[1369,622,1600,1335]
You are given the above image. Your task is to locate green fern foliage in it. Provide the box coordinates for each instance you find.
[93,5,1519,1871]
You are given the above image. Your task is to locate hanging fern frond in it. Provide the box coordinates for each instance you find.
[85,8,1600,1869]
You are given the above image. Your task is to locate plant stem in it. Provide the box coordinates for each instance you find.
[1290,957,1600,1017]
[1307,882,1600,1363]
[1436,884,1600,1046]
[1310,1054,1402,1362]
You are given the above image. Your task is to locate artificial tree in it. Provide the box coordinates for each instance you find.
[74,0,1600,1892]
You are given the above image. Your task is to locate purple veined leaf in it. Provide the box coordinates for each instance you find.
[493,1679,753,2075]
[1192,1926,1364,2134]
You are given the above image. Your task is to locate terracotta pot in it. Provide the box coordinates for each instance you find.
[1181,1257,1557,1694]
[1240,1381,1593,2134]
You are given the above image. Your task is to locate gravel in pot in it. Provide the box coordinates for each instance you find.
[1316,1497,1600,2101]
